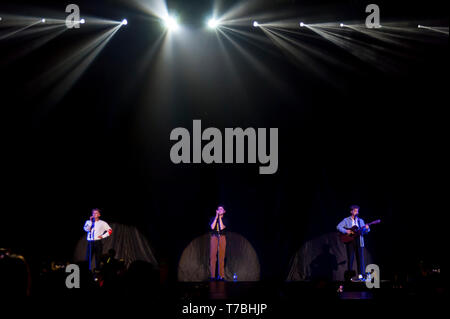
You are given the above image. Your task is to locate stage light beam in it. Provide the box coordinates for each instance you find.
[300,22,305,27]
[163,16,179,31]
[253,21,259,27]
[42,18,46,23]
[80,18,85,24]
[121,19,128,25]
[416,24,449,35]
[340,23,344,27]
[208,18,219,29]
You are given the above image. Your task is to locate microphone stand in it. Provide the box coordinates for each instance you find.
[217,215,221,281]
[357,217,365,280]
[89,218,95,271]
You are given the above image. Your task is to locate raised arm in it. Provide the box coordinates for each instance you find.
[210,215,218,230]
[83,220,92,233]
[218,216,226,230]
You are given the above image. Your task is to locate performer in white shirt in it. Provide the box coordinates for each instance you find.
[83,208,112,270]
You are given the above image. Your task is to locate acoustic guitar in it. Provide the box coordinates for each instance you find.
[339,219,381,243]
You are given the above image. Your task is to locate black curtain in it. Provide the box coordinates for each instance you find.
[74,223,158,268]
[287,232,373,281]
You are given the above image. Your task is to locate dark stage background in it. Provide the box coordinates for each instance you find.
[0,0,447,284]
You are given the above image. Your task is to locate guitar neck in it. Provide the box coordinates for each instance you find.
[366,219,381,226]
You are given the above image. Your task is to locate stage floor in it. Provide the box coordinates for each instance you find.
[10,279,445,317]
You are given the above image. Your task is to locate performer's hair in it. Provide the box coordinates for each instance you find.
[350,205,360,210]
[92,208,101,213]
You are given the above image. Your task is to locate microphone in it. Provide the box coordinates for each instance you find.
[90,216,95,240]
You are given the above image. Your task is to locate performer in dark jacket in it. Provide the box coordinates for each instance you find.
[337,205,370,277]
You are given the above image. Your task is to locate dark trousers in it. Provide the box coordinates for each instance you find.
[86,240,103,270]
[345,237,364,275]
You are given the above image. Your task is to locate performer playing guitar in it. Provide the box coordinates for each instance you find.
[337,205,380,280]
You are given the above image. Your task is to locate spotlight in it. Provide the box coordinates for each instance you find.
[164,16,179,31]
[253,21,259,27]
[121,19,128,25]
[340,23,344,27]
[80,18,85,24]
[208,18,219,29]
[418,24,422,28]
[41,18,46,23]
[300,22,304,27]
[0,17,2,22]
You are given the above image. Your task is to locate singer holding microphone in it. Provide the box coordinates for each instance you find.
[83,208,112,270]
[209,206,228,281]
